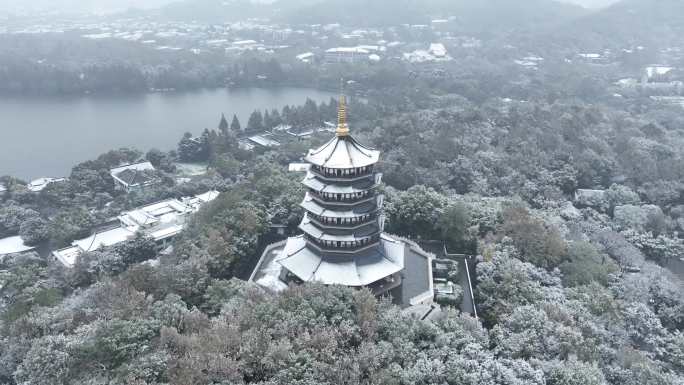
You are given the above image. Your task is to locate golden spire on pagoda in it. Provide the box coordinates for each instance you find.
[336,80,350,137]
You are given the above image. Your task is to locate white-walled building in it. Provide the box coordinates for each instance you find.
[27,177,66,192]
[52,191,219,267]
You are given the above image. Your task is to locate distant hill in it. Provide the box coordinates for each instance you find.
[280,0,588,31]
[542,0,684,50]
[0,0,175,15]
[149,0,323,22]
[152,0,269,22]
[149,0,587,34]
[558,0,619,8]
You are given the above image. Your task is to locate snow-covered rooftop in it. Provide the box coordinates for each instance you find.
[73,227,136,253]
[0,236,35,257]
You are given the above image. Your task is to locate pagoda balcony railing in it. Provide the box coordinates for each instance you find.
[307,214,379,230]
[310,165,374,178]
[309,168,375,183]
[305,234,381,254]
[309,191,376,206]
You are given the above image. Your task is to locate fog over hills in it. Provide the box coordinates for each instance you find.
[560,0,620,8]
[148,0,590,32]
[0,0,176,14]
[546,0,684,48]
[0,0,621,17]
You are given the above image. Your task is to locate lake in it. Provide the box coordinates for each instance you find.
[0,87,335,180]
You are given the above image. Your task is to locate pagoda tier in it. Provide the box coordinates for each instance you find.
[305,135,379,169]
[302,171,381,194]
[276,234,405,287]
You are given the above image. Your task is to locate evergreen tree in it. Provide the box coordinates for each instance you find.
[218,113,229,135]
[230,114,241,132]
[263,110,273,130]
[282,105,293,125]
[246,110,264,133]
[270,108,283,127]
[177,132,201,162]
[303,98,319,125]
[198,130,210,161]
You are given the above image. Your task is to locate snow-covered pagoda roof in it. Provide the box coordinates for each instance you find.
[301,193,380,217]
[300,215,379,242]
[301,171,378,193]
[305,135,379,169]
[276,234,405,286]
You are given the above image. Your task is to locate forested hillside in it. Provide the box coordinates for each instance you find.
[2,73,684,383]
[1,0,684,383]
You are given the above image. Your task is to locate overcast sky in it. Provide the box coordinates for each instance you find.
[560,0,620,8]
[0,0,176,14]
[0,0,622,15]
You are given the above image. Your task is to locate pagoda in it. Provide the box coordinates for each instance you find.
[273,95,414,295]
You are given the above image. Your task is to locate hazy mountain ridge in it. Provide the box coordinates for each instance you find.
[546,0,684,49]
[280,0,588,29]
[0,0,176,15]
[149,0,589,34]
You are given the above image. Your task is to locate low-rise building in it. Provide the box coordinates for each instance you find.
[110,161,159,192]
[325,47,370,63]
[0,236,35,258]
[52,191,219,267]
[27,177,66,192]
[247,134,281,148]
[296,52,315,63]
[403,43,452,63]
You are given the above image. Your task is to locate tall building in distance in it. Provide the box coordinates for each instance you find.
[252,94,434,306]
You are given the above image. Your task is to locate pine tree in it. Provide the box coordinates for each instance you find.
[270,108,283,127]
[247,110,264,133]
[218,113,229,135]
[230,114,241,132]
[263,110,273,130]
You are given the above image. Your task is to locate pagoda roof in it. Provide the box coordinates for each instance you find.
[305,135,380,169]
[276,233,405,286]
[299,215,379,241]
[301,193,379,217]
[302,171,378,193]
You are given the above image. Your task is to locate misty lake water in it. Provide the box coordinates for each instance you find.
[0,87,335,180]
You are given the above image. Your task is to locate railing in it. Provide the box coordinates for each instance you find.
[308,214,378,230]
[309,167,374,182]
[305,234,381,253]
[309,190,376,206]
